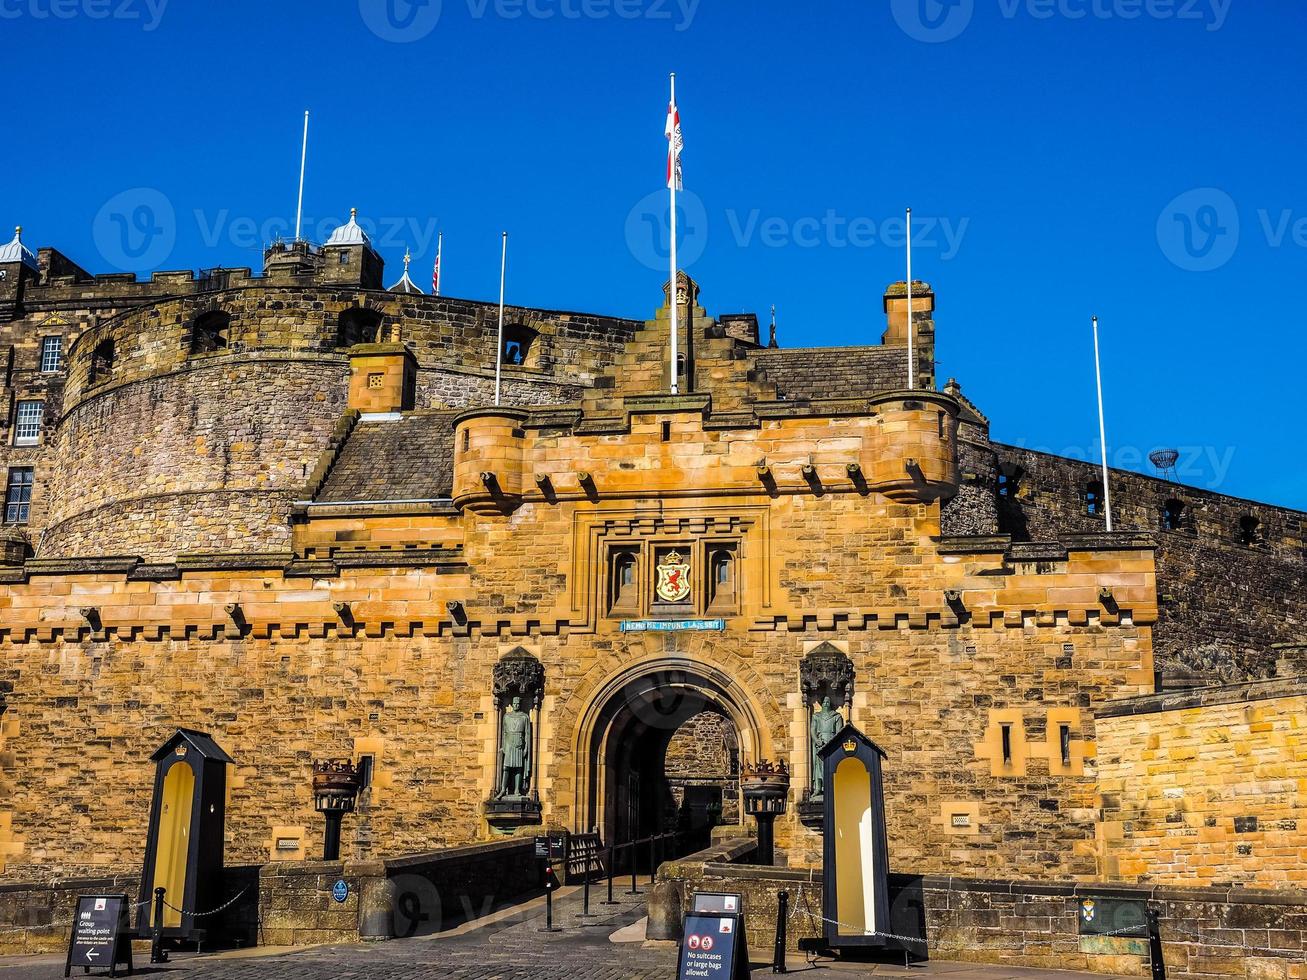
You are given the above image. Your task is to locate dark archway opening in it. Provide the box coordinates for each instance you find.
[590,679,742,866]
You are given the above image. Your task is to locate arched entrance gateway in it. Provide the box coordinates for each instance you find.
[572,656,772,855]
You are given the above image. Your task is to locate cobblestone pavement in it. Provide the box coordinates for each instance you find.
[0,883,1132,980]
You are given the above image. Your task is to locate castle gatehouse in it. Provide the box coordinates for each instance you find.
[0,217,1303,964]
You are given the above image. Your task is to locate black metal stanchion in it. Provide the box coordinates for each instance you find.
[602,845,618,905]
[627,839,642,896]
[1147,909,1166,980]
[149,888,168,964]
[772,890,789,973]
[539,865,561,933]
[577,854,597,920]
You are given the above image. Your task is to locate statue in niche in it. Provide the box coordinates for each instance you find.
[809,695,845,798]
[496,695,533,799]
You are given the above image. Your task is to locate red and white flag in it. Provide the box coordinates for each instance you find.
[665,96,683,190]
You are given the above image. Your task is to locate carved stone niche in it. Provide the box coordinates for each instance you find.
[485,649,545,831]
[800,643,854,709]
[798,643,855,830]
[493,648,545,710]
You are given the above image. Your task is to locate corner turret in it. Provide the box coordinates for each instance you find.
[0,226,38,318]
[321,208,384,289]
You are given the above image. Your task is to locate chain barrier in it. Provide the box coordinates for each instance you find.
[157,886,249,919]
[0,897,152,935]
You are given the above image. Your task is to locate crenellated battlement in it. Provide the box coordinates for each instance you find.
[449,389,961,513]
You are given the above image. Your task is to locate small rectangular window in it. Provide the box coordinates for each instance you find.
[40,336,63,373]
[1000,724,1013,765]
[4,468,34,524]
[14,401,44,446]
[357,754,374,791]
[1059,725,1072,767]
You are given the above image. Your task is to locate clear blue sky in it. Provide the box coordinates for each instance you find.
[9,0,1306,509]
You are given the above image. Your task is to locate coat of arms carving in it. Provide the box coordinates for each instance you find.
[654,550,691,603]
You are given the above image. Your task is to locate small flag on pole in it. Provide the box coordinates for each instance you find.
[665,87,683,191]
[432,232,442,296]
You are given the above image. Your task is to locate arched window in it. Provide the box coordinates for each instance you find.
[1237,515,1260,547]
[337,307,384,348]
[502,324,537,366]
[190,310,231,354]
[707,545,737,611]
[89,338,115,386]
[1085,480,1104,517]
[1162,498,1185,532]
[609,549,639,614]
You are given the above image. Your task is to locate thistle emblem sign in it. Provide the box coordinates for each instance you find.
[655,550,692,603]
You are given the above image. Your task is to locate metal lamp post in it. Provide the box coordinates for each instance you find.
[312,759,361,861]
[741,759,790,866]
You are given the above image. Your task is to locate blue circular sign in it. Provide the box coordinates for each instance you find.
[332,879,349,903]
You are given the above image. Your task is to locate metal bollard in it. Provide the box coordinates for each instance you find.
[150,887,169,964]
[772,890,789,973]
[1147,909,1166,980]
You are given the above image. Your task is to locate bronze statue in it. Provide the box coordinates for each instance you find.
[496,695,532,799]
[809,695,844,797]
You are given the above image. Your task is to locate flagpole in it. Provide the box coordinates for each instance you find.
[435,231,442,296]
[1093,315,1113,532]
[906,207,914,389]
[668,72,679,395]
[495,232,507,407]
[295,110,309,242]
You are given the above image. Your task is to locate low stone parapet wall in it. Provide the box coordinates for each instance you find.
[0,865,259,955]
[259,838,543,946]
[0,874,138,954]
[384,837,542,937]
[653,843,1307,978]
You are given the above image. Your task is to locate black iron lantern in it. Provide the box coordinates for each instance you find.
[819,724,890,949]
[312,759,361,861]
[740,759,789,866]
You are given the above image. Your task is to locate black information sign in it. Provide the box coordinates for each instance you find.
[1076,896,1148,939]
[678,911,749,980]
[548,830,567,860]
[65,894,133,977]
[533,836,550,860]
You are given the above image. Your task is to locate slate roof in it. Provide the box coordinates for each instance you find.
[751,346,911,401]
[315,412,457,503]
